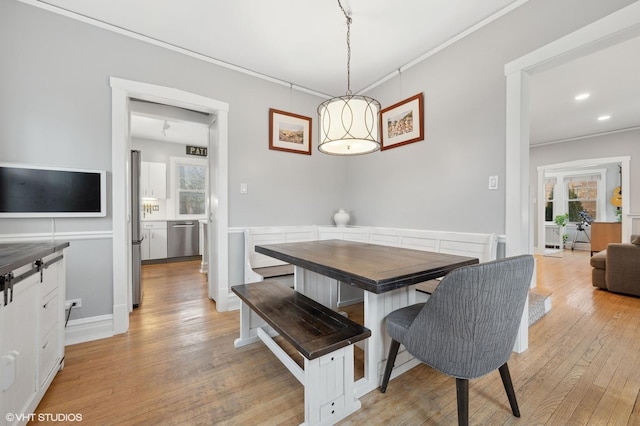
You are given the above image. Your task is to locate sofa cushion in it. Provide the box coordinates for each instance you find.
[590,250,606,269]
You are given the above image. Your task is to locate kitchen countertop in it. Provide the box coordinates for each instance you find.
[141,218,206,222]
[0,241,70,276]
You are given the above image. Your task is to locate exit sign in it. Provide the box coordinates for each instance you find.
[186,146,207,157]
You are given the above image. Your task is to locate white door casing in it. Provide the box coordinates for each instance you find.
[111,78,230,334]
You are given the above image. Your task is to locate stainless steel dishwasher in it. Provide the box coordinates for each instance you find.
[167,220,199,258]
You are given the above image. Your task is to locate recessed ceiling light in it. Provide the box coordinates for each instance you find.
[574,93,590,101]
[597,115,611,121]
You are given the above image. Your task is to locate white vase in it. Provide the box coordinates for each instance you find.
[333,209,350,227]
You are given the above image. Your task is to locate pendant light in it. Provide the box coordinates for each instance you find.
[318,0,381,155]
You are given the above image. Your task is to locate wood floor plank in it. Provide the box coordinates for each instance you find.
[31,251,640,425]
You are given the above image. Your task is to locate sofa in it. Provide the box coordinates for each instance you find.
[590,234,640,296]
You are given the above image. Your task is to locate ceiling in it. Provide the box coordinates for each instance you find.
[529,35,640,146]
[35,0,639,145]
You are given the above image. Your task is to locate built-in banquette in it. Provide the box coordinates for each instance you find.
[0,242,68,426]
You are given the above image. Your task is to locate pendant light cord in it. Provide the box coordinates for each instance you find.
[337,0,352,95]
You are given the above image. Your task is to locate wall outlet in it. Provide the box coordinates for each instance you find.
[66,298,82,309]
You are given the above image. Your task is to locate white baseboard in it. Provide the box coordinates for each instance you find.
[227,294,241,311]
[65,314,114,346]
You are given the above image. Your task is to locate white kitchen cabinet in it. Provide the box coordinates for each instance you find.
[0,244,67,426]
[1,269,39,424]
[142,221,167,260]
[141,161,167,199]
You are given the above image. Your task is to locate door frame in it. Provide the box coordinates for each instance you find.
[110,78,229,334]
[536,157,630,252]
[504,2,640,352]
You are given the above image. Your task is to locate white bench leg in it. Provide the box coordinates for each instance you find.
[234,301,271,348]
[302,345,361,426]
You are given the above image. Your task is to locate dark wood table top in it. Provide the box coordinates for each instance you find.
[255,239,479,294]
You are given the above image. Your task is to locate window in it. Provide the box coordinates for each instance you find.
[566,175,599,223]
[544,178,556,222]
[171,157,208,218]
[543,169,605,224]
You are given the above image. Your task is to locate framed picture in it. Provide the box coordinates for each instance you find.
[269,108,312,155]
[380,93,424,150]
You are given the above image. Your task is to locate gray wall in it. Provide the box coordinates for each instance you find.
[530,129,640,213]
[0,1,343,319]
[0,0,636,320]
[530,129,640,245]
[346,0,635,233]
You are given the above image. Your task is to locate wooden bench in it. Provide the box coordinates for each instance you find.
[244,226,316,283]
[232,280,371,425]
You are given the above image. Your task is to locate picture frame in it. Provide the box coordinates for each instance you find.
[269,108,312,155]
[380,93,424,150]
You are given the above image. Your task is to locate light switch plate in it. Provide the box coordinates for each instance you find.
[488,176,499,190]
[240,183,248,194]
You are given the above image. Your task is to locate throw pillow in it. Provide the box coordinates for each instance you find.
[632,236,640,245]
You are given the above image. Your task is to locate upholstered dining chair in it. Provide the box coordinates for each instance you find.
[380,255,535,426]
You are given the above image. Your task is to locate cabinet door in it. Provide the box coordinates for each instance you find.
[141,161,150,198]
[141,229,151,261]
[149,162,167,199]
[1,272,39,423]
[149,229,168,259]
[141,162,166,199]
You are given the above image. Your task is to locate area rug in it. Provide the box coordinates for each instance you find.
[529,290,551,326]
[543,248,564,258]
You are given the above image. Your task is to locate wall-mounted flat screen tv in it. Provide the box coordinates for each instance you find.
[0,163,107,218]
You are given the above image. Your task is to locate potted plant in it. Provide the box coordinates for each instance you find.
[554,213,569,248]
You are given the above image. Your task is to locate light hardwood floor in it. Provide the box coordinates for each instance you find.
[33,251,640,425]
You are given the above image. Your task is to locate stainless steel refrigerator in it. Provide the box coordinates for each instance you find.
[131,150,143,308]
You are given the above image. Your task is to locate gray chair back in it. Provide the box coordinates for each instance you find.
[403,255,534,379]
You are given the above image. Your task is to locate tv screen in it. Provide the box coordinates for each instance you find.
[0,163,107,218]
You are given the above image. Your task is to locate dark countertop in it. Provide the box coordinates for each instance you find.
[0,241,70,276]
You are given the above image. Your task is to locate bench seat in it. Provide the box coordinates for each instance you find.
[252,264,294,279]
[232,280,370,359]
[232,280,370,425]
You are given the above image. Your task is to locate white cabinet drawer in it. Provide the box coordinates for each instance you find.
[41,291,58,339]
[143,221,167,229]
[321,396,346,421]
[39,327,59,387]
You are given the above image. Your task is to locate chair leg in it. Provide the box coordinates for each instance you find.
[456,378,469,426]
[380,340,400,393]
[498,362,520,417]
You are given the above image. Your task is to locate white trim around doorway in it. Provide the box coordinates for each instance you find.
[110,78,230,335]
[504,2,640,352]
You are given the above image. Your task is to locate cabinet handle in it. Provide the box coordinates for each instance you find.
[43,302,49,309]
[1,351,19,391]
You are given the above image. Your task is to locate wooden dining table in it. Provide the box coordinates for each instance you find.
[254,239,479,397]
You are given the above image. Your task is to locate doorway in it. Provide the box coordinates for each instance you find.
[504,3,640,353]
[111,78,229,335]
[129,100,212,308]
[535,157,630,254]
[505,2,640,256]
